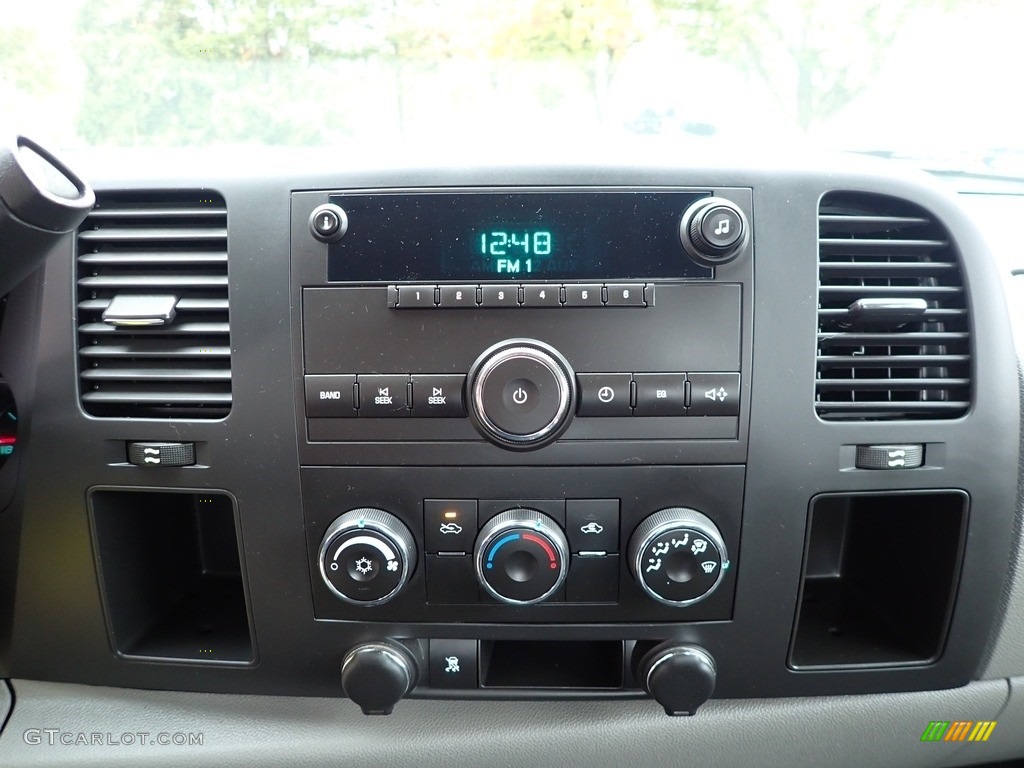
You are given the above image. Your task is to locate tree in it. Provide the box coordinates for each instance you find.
[0,27,58,97]
[655,0,951,132]
[492,0,654,122]
[74,0,374,146]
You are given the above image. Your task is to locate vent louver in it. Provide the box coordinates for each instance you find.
[76,192,231,419]
[816,192,970,420]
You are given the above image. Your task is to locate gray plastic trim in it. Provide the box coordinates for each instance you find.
[0,678,1009,768]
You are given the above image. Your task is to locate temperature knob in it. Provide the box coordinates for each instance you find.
[318,508,416,606]
[628,508,728,606]
[474,509,569,604]
[679,197,748,267]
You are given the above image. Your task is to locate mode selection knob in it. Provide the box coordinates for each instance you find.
[467,339,576,451]
[628,508,728,606]
[318,508,416,606]
[474,509,569,604]
[679,197,749,267]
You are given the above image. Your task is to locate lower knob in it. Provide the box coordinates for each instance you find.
[341,641,418,715]
[634,642,716,716]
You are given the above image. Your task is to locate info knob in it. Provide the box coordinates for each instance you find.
[467,339,576,450]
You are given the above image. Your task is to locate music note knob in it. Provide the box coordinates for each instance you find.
[679,197,748,267]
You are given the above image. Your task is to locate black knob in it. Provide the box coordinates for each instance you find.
[309,203,348,243]
[633,642,716,716]
[318,508,417,605]
[467,339,576,451]
[628,508,729,606]
[341,641,418,715]
[475,509,569,604]
[679,197,748,267]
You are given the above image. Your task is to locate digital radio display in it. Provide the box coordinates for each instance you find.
[326,191,713,282]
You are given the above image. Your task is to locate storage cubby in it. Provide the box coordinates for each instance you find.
[481,640,625,689]
[790,491,967,668]
[90,489,254,663]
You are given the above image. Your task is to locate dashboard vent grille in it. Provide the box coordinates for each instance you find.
[76,192,231,419]
[816,192,970,420]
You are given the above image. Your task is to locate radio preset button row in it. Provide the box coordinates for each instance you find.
[304,374,466,418]
[576,372,740,417]
[389,282,654,309]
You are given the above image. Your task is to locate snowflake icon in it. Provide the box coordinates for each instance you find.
[354,557,373,575]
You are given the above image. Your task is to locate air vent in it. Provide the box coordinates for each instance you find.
[816,192,970,420]
[76,192,231,419]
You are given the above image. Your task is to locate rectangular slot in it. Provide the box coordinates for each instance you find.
[90,489,254,664]
[481,640,623,689]
[790,491,967,668]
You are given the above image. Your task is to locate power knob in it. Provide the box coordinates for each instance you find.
[467,339,576,451]
[318,508,417,606]
[679,197,749,267]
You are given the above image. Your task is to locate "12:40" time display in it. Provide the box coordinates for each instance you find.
[479,230,553,257]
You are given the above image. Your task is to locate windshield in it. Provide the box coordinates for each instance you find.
[2,0,1021,175]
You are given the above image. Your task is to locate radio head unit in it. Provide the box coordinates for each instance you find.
[291,185,753,466]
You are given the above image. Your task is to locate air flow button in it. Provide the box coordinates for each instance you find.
[126,442,195,467]
[855,444,924,470]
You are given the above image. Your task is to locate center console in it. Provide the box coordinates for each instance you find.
[290,186,755,712]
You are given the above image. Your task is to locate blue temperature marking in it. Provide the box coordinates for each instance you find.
[486,533,521,564]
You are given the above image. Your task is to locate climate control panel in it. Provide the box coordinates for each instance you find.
[303,465,742,624]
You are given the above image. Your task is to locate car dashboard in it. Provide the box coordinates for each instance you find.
[0,149,1021,767]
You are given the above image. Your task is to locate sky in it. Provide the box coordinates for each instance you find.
[2,0,1022,165]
